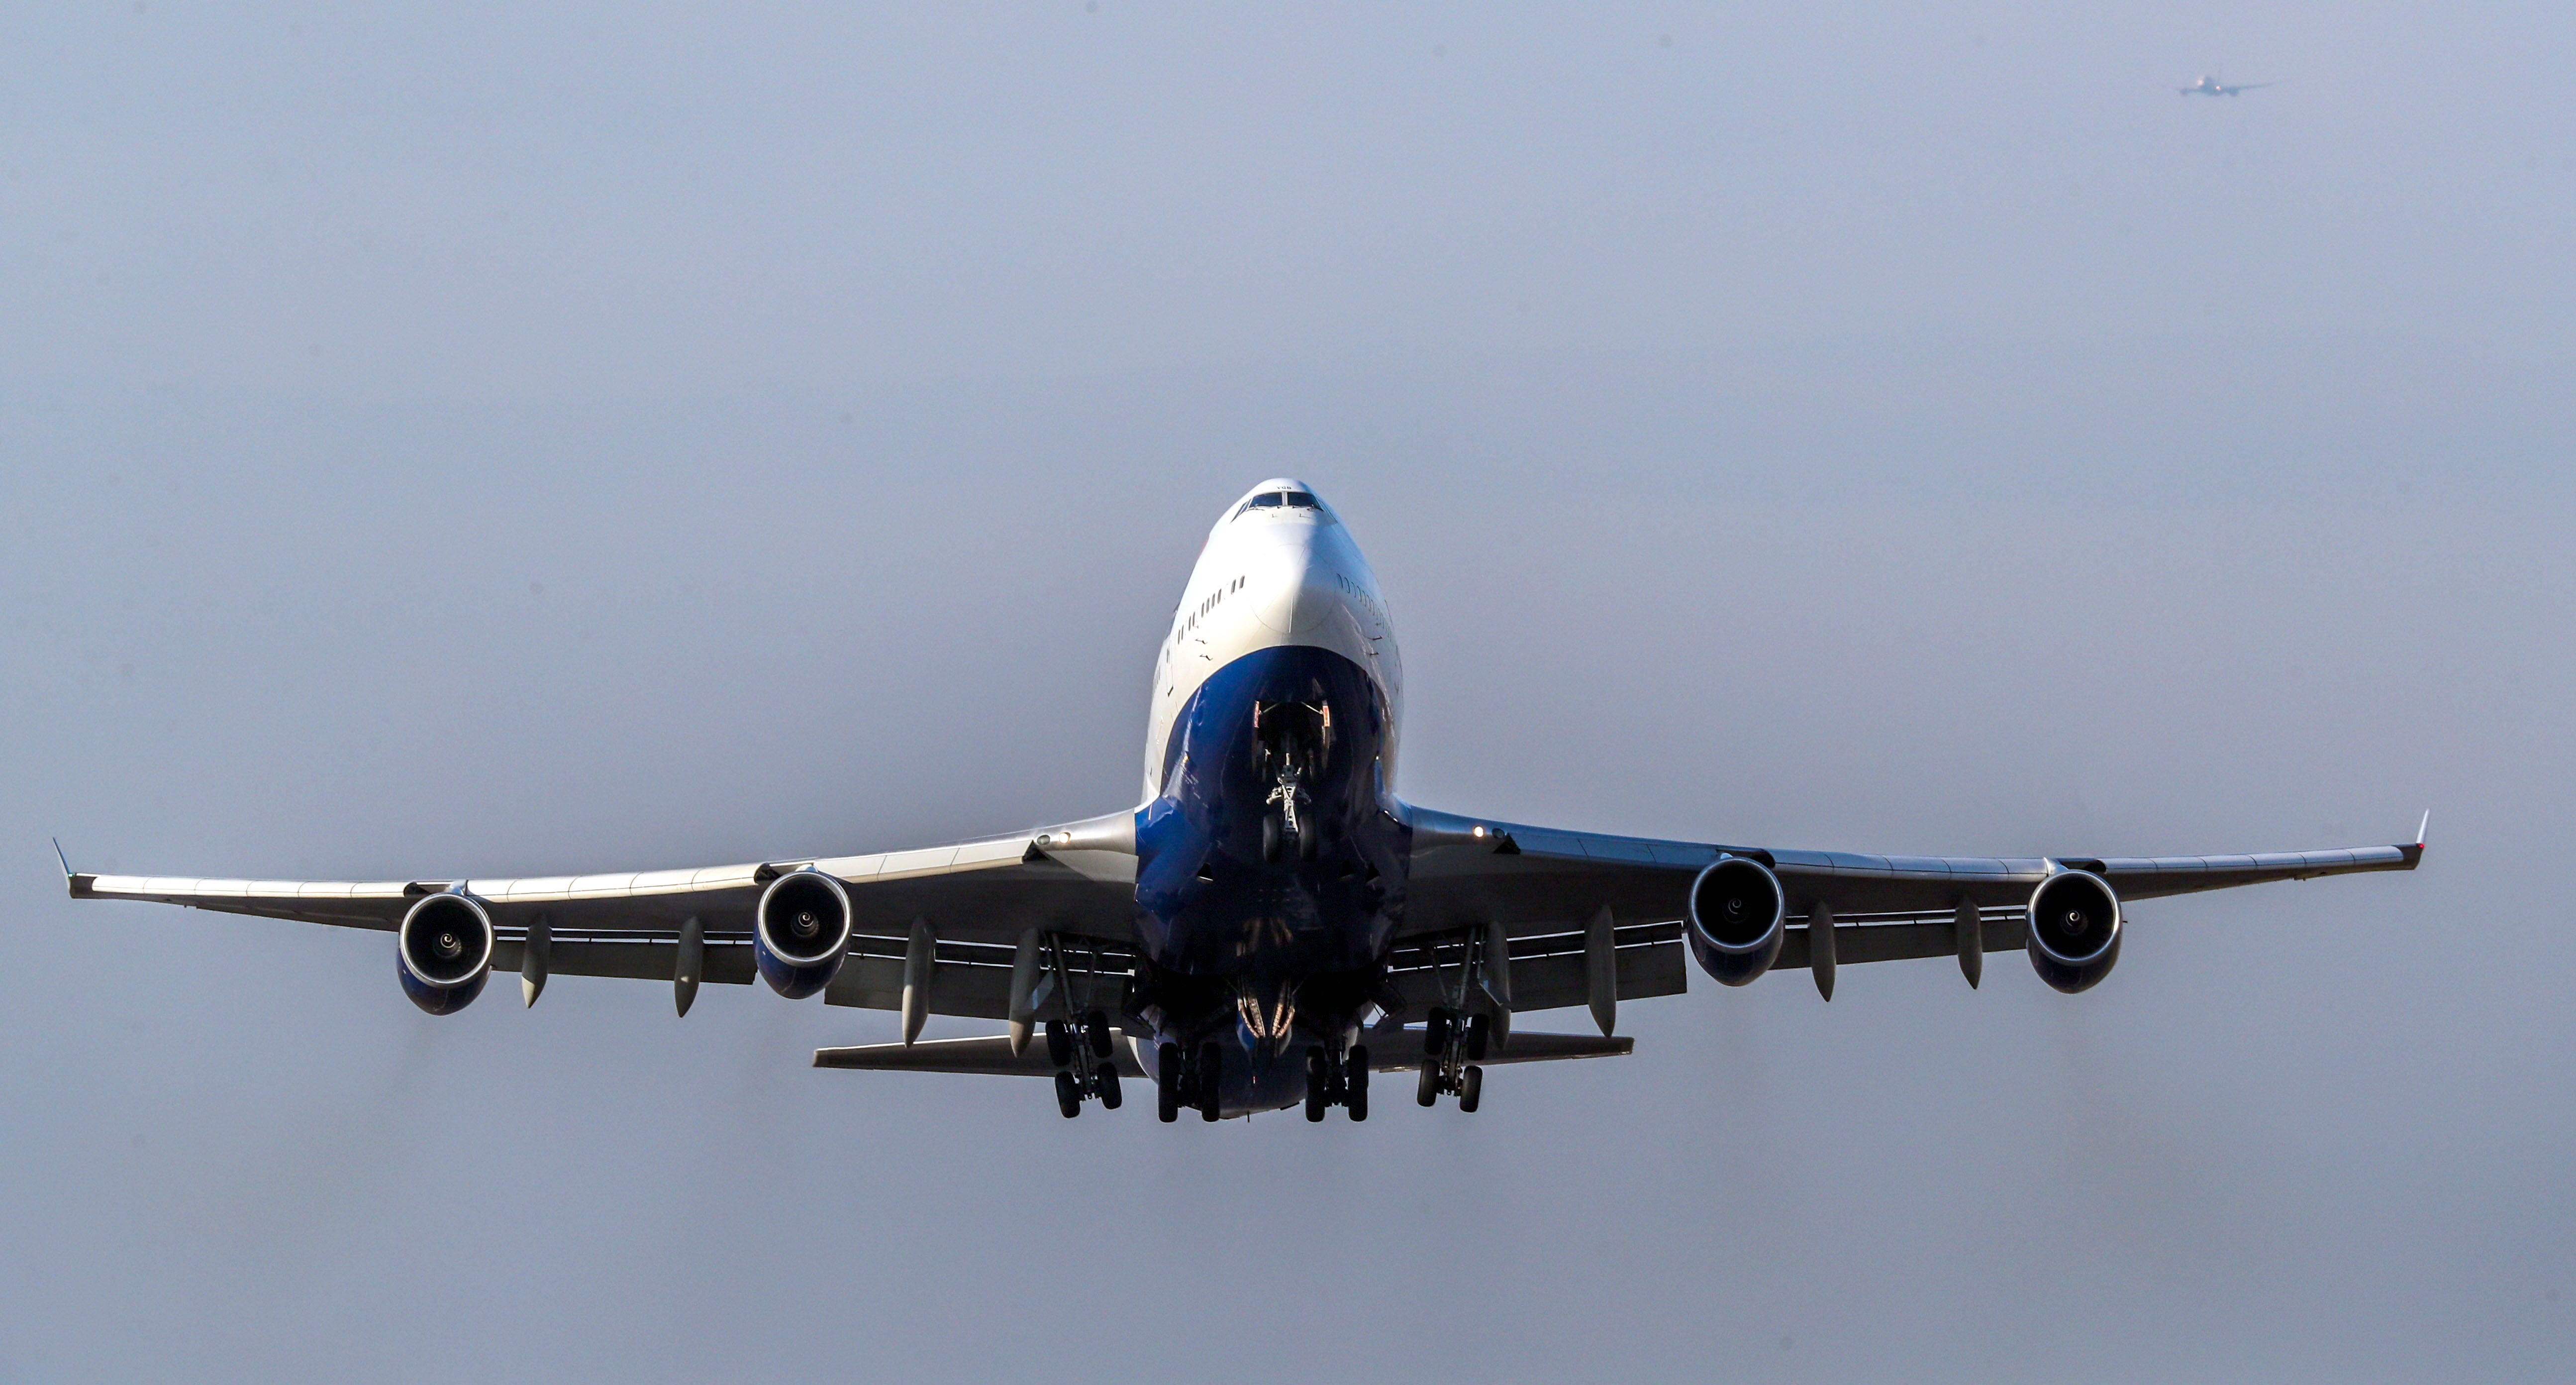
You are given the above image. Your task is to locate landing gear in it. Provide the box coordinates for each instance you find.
[1152,1037,1230,1122]
[1047,1009,1123,1118]
[1197,1041,1222,1121]
[1157,1041,1183,1123]
[1300,1042,1371,1122]
[1417,1006,1490,1112]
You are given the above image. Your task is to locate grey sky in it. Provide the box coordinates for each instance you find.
[4,3,2570,1381]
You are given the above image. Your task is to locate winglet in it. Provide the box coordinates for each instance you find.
[2416,810,2430,848]
[54,838,96,898]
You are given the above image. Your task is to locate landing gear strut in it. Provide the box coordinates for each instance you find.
[1415,1006,1487,1111]
[1046,1009,1123,1118]
[1301,1042,1371,1122]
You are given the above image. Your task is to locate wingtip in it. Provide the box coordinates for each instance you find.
[2415,810,2430,848]
[51,837,70,880]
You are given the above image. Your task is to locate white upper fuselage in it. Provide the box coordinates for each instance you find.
[1142,480,1403,799]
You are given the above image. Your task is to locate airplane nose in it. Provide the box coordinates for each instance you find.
[1251,538,1339,636]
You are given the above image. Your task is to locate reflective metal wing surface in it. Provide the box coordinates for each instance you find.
[66,809,1140,1017]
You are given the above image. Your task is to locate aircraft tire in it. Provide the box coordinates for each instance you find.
[1346,1046,1369,1121]
[1416,1062,1440,1107]
[1460,1065,1483,1114]
[1156,1042,1181,1122]
[1054,1069,1083,1118]
[1095,1064,1122,1111]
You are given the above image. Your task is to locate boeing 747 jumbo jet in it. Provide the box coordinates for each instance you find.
[64,481,2423,1121]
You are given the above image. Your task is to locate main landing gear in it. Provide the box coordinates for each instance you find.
[1415,1006,1488,1113]
[1155,1040,1226,1123]
[1302,1043,1370,1122]
[1046,1010,1122,1119]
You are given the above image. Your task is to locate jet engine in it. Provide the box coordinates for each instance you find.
[754,869,854,998]
[397,892,495,1014]
[2025,869,2122,993]
[1684,855,1786,986]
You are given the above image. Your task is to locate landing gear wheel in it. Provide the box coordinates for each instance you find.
[1197,1042,1223,1121]
[1416,1061,1440,1107]
[1083,1009,1113,1059]
[1156,1042,1182,1123]
[1054,1069,1083,1118]
[1304,1048,1329,1122]
[1262,815,1283,864]
[1460,1064,1483,1113]
[1465,1013,1491,1062]
[1095,1063,1122,1110]
[1423,1008,1453,1057]
[1345,1045,1369,1121]
[1298,824,1319,862]
[1044,1020,1073,1068]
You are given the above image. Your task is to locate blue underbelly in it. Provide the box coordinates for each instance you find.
[1133,645,1408,978]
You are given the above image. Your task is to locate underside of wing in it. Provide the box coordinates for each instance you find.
[1397,802,2424,993]
[67,809,1142,1020]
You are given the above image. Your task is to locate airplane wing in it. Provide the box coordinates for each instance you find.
[1396,804,2423,1001]
[63,810,1140,1020]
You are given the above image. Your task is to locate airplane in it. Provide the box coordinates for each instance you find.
[2180,75,2277,96]
[61,480,2425,1122]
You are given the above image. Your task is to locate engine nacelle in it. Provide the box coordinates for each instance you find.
[1684,855,1786,986]
[754,869,854,998]
[397,892,495,1014]
[2025,869,2122,993]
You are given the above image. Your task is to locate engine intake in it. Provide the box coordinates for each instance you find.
[2026,869,2122,993]
[1684,856,1786,986]
[755,869,854,998]
[397,892,495,1014]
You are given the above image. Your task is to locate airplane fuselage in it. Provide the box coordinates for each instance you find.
[1128,481,1410,1113]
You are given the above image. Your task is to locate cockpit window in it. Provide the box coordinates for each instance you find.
[1235,490,1323,518]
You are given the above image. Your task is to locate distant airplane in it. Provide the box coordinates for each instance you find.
[62,480,2424,1122]
[2180,75,2276,96]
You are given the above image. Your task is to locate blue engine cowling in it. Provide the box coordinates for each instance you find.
[397,892,495,1014]
[754,869,854,998]
[1684,856,1786,986]
[2026,869,2122,993]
